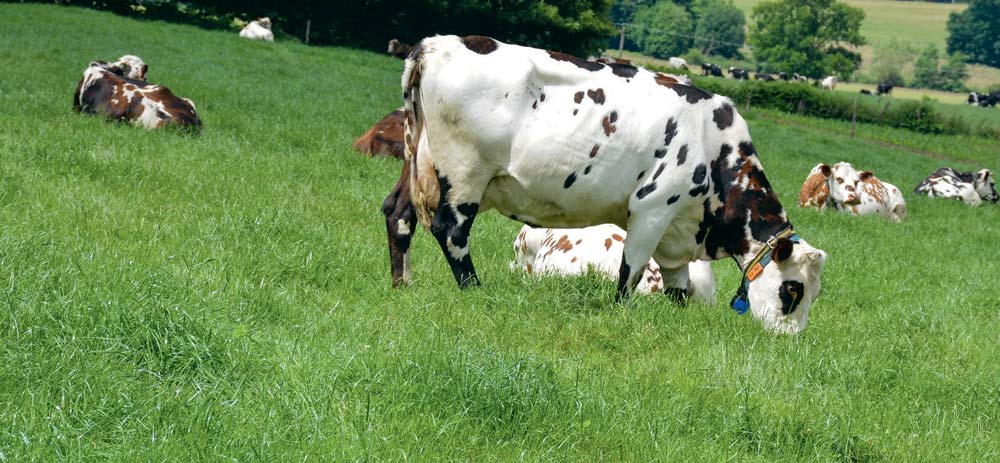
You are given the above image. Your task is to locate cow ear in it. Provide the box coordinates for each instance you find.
[772,238,794,264]
[858,171,874,181]
[819,163,831,177]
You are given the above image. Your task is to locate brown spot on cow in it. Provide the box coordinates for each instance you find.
[602,114,617,136]
[526,263,533,274]
[571,257,578,263]
[547,51,604,71]
[587,88,606,104]
[462,35,498,54]
[654,73,678,87]
[575,239,583,245]
[589,145,599,158]
[611,234,624,241]
[798,169,830,207]
[574,91,584,104]
[604,238,613,250]
[552,234,574,253]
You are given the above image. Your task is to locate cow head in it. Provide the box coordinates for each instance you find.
[746,237,827,334]
[975,169,999,203]
[821,162,864,206]
[257,17,272,29]
[113,55,147,80]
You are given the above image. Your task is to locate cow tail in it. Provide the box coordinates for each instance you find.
[401,43,435,229]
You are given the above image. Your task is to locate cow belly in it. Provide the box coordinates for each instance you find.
[483,175,630,227]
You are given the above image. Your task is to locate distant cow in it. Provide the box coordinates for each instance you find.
[915,167,998,206]
[728,67,749,80]
[73,59,201,130]
[755,72,775,82]
[384,35,828,333]
[859,89,873,95]
[792,73,807,83]
[353,108,405,159]
[668,57,688,70]
[799,162,907,222]
[512,224,716,303]
[388,39,414,59]
[701,63,722,77]
[778,72,789,81]
[876,82,893,96]
[968,92,987,105]
[821,76,837,90]
[239,17,274,42]
[969,91,1000,107]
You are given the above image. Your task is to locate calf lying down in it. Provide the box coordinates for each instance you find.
[73,58,200,130]
[799,162,906,222]
[512,224,716,304]
[915,167,997,206]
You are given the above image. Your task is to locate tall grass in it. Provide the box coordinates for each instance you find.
[1,4,999,460]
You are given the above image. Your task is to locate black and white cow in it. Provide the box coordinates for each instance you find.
[728,67,749,80]
[755,72,775,82]
[968,91,1000,107]
[876,82,893,96]
[701,63,722,77]
[915,167,998,206]
[73,59,201,130]
[792,73,808,83]
[384,35,827,333]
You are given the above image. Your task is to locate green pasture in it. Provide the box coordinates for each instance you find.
[1,4,999,461]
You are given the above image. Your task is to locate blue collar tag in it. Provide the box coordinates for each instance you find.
[729,230,800,316]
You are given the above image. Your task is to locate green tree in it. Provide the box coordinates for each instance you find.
[913,44,941,89]
[748,0,865,78]
[692,0,746,58]
[946,0,1000,67]
[939,52,969,92]
[630,1,694,59]
[869,38,914,86]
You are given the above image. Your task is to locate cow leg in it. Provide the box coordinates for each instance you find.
[429,173,485,288]
[616,215,675,302]
[383,160,417,287]
[655,262,690,303]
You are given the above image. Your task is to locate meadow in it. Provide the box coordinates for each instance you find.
[1,4,999,461]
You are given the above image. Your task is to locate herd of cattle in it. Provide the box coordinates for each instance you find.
[70,31,998,334]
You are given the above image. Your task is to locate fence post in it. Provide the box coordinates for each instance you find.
[617,25,625,59]
[851,97,857,138]
[744,88,752,112]
[305,19,311,45]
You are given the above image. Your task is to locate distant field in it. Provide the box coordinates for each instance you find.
[728,0,1000,90]
[2,4,1000,461]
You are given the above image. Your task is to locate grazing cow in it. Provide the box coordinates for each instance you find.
[792,73,807,83]
[876,82,893,96]
[388,39,414,59]
[821,76,837,90]
[512,224,716,303]
[668,57,688,70]
[385,35,827,333]
[976,91,1000,107]
[73,60,201,130]
[859,89,873,95]
[239,17,274,42]
[915,168,998,206]
[778,72,788,81]
[755,72,775,82]
[968,92,986,105]
[799,163,907,222]
[728,67,749,80]
[353,108,405,159]
[701,63,722,77]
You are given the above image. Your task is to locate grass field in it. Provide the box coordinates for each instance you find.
[3,4,1000,460]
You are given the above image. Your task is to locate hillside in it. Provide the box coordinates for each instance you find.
[730,0,1000,90]
[1,4,999,460]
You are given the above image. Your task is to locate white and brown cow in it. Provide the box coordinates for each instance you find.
[388,39,414,59]
[73,59,201,130]
[239,17,274,42]
[353,108,405,159]
[915,167,998,206]
[799,162,907,222]
[512,224,716,303]
[383,35,826,333]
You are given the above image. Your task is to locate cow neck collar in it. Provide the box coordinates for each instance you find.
[729,225,799,315]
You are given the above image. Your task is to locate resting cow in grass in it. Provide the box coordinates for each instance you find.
[798,162,907,222]
[383,35,827,333]
[512,224,717,304]
[353,108,405,159]
[914,168,998,206]
[73,58,201,130]
[239,17,274,42]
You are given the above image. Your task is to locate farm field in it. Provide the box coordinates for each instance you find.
[2,4,1000,461]
[728,0,1000,90]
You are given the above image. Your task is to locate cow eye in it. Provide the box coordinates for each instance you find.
[779,280,805,315]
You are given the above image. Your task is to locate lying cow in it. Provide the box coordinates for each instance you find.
[668,57,688,70]
[239,17,274,42]
[73,59,201,130]
[915,167,998,206]
[384,35,827,333]
[115,55,148,80]
[512,224,716,303]
[353,108,405,159]
[388,39,414,59]
[798,162,907,222]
